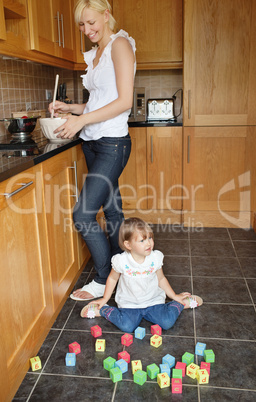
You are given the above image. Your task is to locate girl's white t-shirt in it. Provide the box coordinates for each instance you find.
[111,250,166,309]
[80,30,136,141]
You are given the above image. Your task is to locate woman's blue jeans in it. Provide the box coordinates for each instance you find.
[100,302,184,332]
[73,134,131,285]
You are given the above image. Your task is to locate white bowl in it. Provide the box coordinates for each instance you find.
[39,117,70,142]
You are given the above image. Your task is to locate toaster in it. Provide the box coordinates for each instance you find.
[147,98,175,120]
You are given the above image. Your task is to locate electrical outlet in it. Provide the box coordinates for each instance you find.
[45,89,52,100]
[26,102,31,111]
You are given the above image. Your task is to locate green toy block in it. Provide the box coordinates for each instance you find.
[172,368,182,379]
[109,367,122,383]
[134,369,147,386]
[204,349,215,363]
[103,356,116,371]
[147,363,160,379]
[182,352,194,366]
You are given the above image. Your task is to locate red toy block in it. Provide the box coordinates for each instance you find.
[175,362,186,377]
[121,333,133,346]
[151,324,162,335]
[91,325,102,338]
[69,341,81,355]
[200,361,211,375]
[118,351,130,363]
[172,378,182,394]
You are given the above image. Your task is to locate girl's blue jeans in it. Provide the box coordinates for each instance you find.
[100,301,184,332]
[73,134,131,285]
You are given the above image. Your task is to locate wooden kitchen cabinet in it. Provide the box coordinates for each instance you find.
[183,0,256,126]
[112,0,183,69]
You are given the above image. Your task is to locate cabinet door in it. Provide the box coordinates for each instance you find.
[0,0,6,40]
[53,0,75,61]
[0,165,53,400]
[147,127,182,211]
[113,0,182,68]
[183,0,256,126]
[119,127,147,210]
[42,148,79,309]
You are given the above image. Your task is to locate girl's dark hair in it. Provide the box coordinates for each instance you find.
[119,217,153,251]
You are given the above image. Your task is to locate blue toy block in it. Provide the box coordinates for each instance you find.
[159,363,171,377]
[195,342,206,356]
[115,359,128,373]
[65,353,76,366]
[162,354,175,368]
[134,326,146,339]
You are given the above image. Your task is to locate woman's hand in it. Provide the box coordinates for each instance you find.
[54,114,87,139]
[48,100,70,117]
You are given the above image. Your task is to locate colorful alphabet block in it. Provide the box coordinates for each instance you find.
[200,361,211,375]
[147,363,160,379]
[134,326,146,339]
[150,334,162,348]
[157,372,170,388]
[117,350,130,363]
[151,324,162,335]
[69,341,81,355]
[204,349,215,363]
[30,356,42,371]
[172,378,182,394]
[134,369,147,386]
[95,339,105,351]
[131,359,142,374]
[186,363,200,379]
[182,352,194,366]
[115,359,128,374]
[162,354,175,368]
[65,353,76,367]
[109,367,122,383]
[172,368,182,379]
[197,369,209,384]
[91,325,102,338]
[195,342,206,356]
[159,363,171,377]
[121,333,133,346]
[175,362,186,377]
[103,356,116,371]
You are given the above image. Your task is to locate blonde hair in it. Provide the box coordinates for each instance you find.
[74,0,117,32]
[119,218,154,251]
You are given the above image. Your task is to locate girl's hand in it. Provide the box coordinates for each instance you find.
[89,298,109,311]
[174,292,191,305]
[54,114,87,139]
[48,100,70,117]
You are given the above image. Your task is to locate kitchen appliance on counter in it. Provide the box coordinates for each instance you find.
[129,87,146,122]
[147,89,183,121]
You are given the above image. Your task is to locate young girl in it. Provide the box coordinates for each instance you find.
[80,218,203,332]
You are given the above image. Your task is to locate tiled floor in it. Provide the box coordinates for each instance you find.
[14,226,256,401]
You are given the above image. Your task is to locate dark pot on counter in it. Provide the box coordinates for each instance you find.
[1,116,40,138]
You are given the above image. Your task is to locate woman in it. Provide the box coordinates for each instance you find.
[49,0,136,300]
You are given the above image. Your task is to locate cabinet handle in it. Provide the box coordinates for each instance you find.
[188,90,191,119]
[69,162,78,202]
[3,181,33,199]
[55,11,61,46]
[61,14,65,48]
[187,135,190,164]
[151,135,153,163]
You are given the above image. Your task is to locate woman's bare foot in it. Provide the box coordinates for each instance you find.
[183,295,203,309]
[71,288,94,300]
[70,280,105,301]
[81,303,101,318]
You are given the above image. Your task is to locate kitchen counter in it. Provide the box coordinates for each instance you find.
[128,117,183,127]
[0,130,82,183]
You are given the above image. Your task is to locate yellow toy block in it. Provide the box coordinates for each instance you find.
[95,339,105,352]
[150,334,162,348]
[30,356,42,371]
[157,372,170,388]
[131,359,142,374]
[186,363,199,379]
[197,369,209,384]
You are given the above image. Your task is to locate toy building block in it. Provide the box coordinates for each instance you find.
[65,353,76,367]
[157,372,170,388]
[150,334,162,348]
[186,363,200,379]
[175,362,186,377]
[118,350,130,363]
[121,333,133,346]
[204,349,215,363]
[195,342,206,356]
[197,369,209,384]
[134,369,147,386]
[131,360,142,374]
[69,341,81,355]
[109,367,122,383]
[172,378,182,394]
[151,324,162,335]
[182,352,194,366]
[134,326,146,340]
[91,325,102,338]
[159,363,171,377]
[162,354,175,368]
[95,339,105,352]
[200,361,211,375]
[30,356,42,371]
[172,368,182,379]
[147,363,160,379]
[115,359,128,374]
[103,356,116,371]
